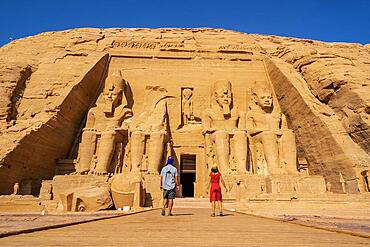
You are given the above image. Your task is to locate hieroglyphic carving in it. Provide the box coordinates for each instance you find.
[111,40,184,50]
[112,41,157,49]
[218,44,251,50]
[218,44,254,55]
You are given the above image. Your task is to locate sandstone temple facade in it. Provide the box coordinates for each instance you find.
[0,28,369,210]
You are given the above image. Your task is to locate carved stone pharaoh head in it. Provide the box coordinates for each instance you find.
[103,70,125,114]
[212,80,233,116]
[252,82,273,112]
[182,88,193,100]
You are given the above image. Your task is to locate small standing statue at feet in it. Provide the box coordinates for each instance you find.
[12,182,19,195]
[207,164,228,217]
[160,157,179,216]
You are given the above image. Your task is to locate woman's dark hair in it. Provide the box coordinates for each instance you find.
[211,167,219,173]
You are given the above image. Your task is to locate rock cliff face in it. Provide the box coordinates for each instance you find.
[0,28,369,194]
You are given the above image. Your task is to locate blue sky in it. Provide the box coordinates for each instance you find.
[1,0,370,47]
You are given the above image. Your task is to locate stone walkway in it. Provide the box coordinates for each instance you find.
[0,207,369,246]
[231,197,370,237]
[0,212,128,237]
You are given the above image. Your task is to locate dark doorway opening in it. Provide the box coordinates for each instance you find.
[180,155,196,197]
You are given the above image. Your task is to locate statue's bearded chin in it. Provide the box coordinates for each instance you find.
[104,98,114,114]
[222,103,230,116]
[261,102,273,113]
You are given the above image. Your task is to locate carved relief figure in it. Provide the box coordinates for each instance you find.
[247,81,297,175]
[75,70,133,175]
[129,86,169,174]
[202,80,247,174]
[361,170,370,192]
[181,88,195,125]
[339,172,347,193]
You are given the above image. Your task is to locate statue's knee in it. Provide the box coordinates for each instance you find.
[82,129,96,137]
[262,131,275,138]
[283,130,295,140]
[131,131,144,139]
[213,130,228,139]
[151,130,165,138]
[101,130,116,140]
[233,130,247,141]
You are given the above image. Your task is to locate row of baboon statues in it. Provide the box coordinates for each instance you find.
[73,71,298,176]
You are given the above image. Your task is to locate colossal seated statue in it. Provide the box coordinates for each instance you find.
[202,80,248,174]
[247,81,298,175]
[128,85,169,174]
[74,70,133,175]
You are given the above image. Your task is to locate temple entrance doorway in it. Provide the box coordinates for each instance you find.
[180,155,196,197]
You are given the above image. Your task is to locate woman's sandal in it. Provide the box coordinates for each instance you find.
[211,213,216,217]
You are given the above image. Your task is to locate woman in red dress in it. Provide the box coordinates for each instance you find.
[207,164,228,217]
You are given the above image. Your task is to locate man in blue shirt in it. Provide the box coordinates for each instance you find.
[160,156,179,216]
